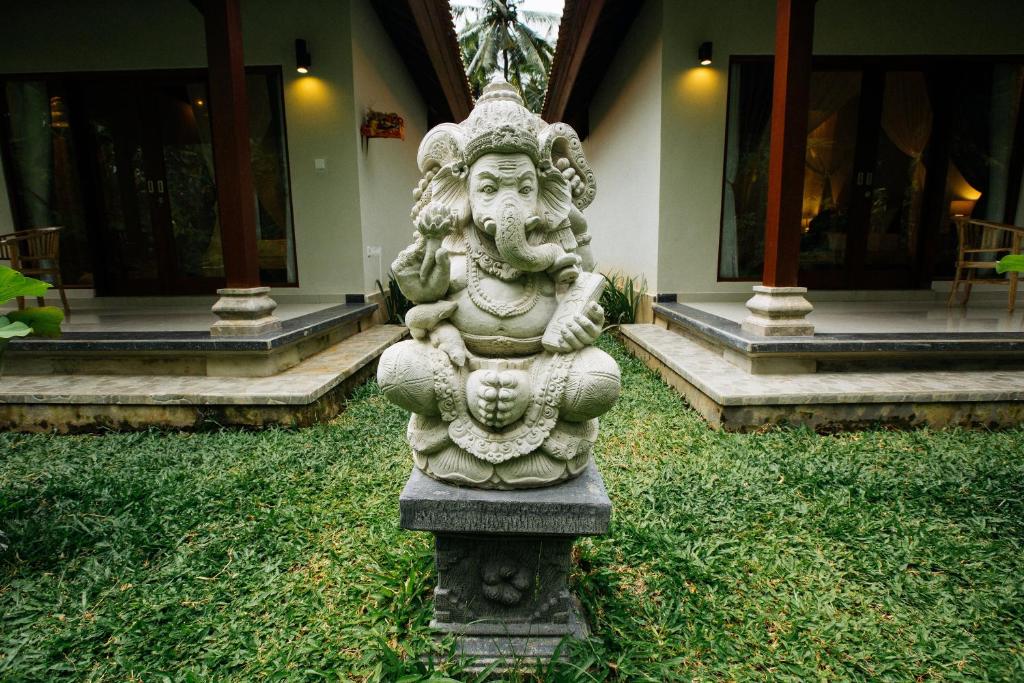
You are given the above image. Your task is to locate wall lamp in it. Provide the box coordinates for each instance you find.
[295,39,312,74]
[698,41,713,66]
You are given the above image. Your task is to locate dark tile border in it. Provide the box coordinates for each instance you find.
[7,303,377,353]
[654,302,1024,355]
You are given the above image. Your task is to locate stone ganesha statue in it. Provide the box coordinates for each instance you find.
[377,81,621,489]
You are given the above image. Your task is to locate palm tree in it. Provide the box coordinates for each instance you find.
[452,0,559,113]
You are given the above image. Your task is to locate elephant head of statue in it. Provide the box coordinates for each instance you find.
[410,81,596,275]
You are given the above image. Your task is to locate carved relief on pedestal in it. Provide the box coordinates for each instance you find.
[378,80,621,489]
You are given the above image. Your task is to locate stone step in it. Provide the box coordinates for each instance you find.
[0,325,407,432]
[2,303,378,378]
[653,302,1024,375]
[620,323,1024,432]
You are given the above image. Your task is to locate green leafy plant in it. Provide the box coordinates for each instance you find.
[996,254,1024,274]
[376,270,413,325]
[599,271,647,327]
[0,266,63,341]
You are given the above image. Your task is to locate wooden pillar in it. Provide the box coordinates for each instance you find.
[202,0,261,289]
[761,0,816,287]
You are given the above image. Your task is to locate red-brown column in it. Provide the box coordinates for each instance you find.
[203,0,261,289]
[761,0,816,287]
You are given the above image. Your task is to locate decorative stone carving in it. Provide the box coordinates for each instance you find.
[378,80,621,489]
[742,285,815,336]
[210,287,281,337]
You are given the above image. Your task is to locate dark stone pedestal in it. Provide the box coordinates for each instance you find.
[399,462,611,667]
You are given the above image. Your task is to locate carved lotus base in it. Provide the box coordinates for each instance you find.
[414,446,590,490]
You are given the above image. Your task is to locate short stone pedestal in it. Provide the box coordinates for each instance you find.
[399,462,611,667]
[210,287,282,337]
[742,285,815,337]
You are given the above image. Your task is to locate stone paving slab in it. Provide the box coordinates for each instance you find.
[620,324,1024,406]
[0,325,406,407]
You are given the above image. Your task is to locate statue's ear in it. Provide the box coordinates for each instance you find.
[538,123,596,210]
[417,123,466,174]
[430,161,471,229]
[537,164,572,229]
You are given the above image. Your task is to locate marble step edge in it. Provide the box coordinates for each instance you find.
[4,303,378,353]
[653,302,1024,356]
[619,324,1024,406]
[0,325,406,406]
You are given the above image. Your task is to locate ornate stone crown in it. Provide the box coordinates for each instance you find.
[462,82,543,165]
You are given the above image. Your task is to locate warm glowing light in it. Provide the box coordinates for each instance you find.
[947,162,982,217]
[950,199,978,217]
[296,66,308,74]
[700,58,712,66]
[948,163,982,201]
[194,98,205,107]
[289,76,335,118]
[675,67,721,105]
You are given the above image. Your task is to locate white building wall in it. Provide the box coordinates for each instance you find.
[656,0,774,298]
[350,0,428,295]
[583,0,662,292]
[0,0,377,299]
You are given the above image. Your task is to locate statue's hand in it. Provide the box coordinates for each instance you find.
[429,322,467,367]
[549,301,604,353]
[556,158,585,199]
[393,237,451,303]
[406,300,457,340]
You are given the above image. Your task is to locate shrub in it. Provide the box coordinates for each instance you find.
[600,271,647,327]
[376,270,413,325]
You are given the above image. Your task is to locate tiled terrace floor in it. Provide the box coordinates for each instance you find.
[0,302,339,333]
[686,299,1024,334]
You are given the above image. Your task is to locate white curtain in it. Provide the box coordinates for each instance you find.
[880,71,933,248]
[7,82,54,227]
[720,66,742,278]
[802,71,860,220]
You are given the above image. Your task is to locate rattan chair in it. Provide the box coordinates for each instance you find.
[947,217,1024,313]
[0,226,70,316]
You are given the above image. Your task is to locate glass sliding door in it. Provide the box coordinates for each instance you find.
[797,69,862,286]
[717,56,1024,289]
[862,70,934,274]
[76,77,166,293]
[719,60,772,280]
[1,80,94,286]
[153,79,223,290]
[932,63,1024,279]
[0,67,298,295]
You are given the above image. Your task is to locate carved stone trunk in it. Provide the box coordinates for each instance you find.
[399,462,611,665]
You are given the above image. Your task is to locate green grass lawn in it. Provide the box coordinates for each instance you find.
[2,336,1023,681]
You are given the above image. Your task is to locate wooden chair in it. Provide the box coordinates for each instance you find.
[0,226,70,316]
[947,217,1024,313]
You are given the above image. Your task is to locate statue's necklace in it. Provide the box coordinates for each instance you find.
[466,256,539,319]
[466,226,523,282]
